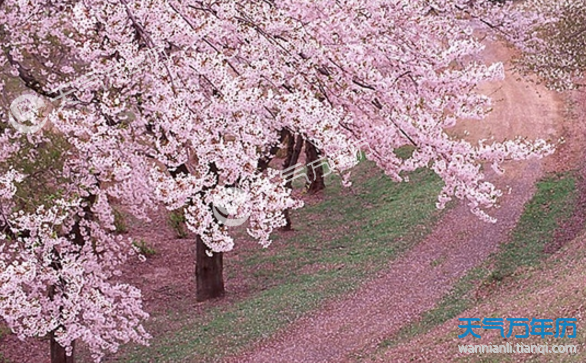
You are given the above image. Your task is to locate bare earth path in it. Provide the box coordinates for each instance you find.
[225,41,565,363]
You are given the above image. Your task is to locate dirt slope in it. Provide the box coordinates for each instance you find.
[370,228,586,363]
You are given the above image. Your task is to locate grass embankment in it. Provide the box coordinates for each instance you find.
[372,171,585,361]
[118,159,445,363]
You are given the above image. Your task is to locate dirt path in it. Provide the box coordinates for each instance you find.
[224,41,565,363]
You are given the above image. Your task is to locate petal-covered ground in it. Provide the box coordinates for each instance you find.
[224,40,575,363]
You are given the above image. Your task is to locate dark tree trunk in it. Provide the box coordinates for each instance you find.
[47,194,95,363]
[281,130,304,231]
[257,129,287,173]
[50,332,74,363]
[305,141,325,194]
[281,208,292,231]
[195,234,225,301]
[169,164,225,302]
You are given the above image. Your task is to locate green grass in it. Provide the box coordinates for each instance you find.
[0,324,12,363]
[168,209,188,239]
[132,238,157,258]
[374,171,580,351]
[490,172,577,281]
[113,207,129,234]
[0,324,9,341]
[112,159,446,363]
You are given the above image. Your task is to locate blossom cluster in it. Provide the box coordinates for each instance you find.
[0,0,555,360]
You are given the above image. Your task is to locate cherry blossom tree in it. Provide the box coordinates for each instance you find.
[511,0,585,90]
[0,115,154,363]
[0,0,555,362]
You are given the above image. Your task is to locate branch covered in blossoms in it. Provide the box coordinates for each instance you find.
[0,0,556,360]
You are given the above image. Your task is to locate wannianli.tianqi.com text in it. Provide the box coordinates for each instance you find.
[458,343,578,354]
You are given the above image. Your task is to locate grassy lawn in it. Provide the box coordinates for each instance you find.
[374,171,581,353]
[112,159,446,363]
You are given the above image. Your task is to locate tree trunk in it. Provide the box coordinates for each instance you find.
[195,234,225,301]
[50,333,74,363]
[169,164,225,302]
[281,130,304,231]
[47,194,95,363]
[257,129,287,173]
[305,141,326,194]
